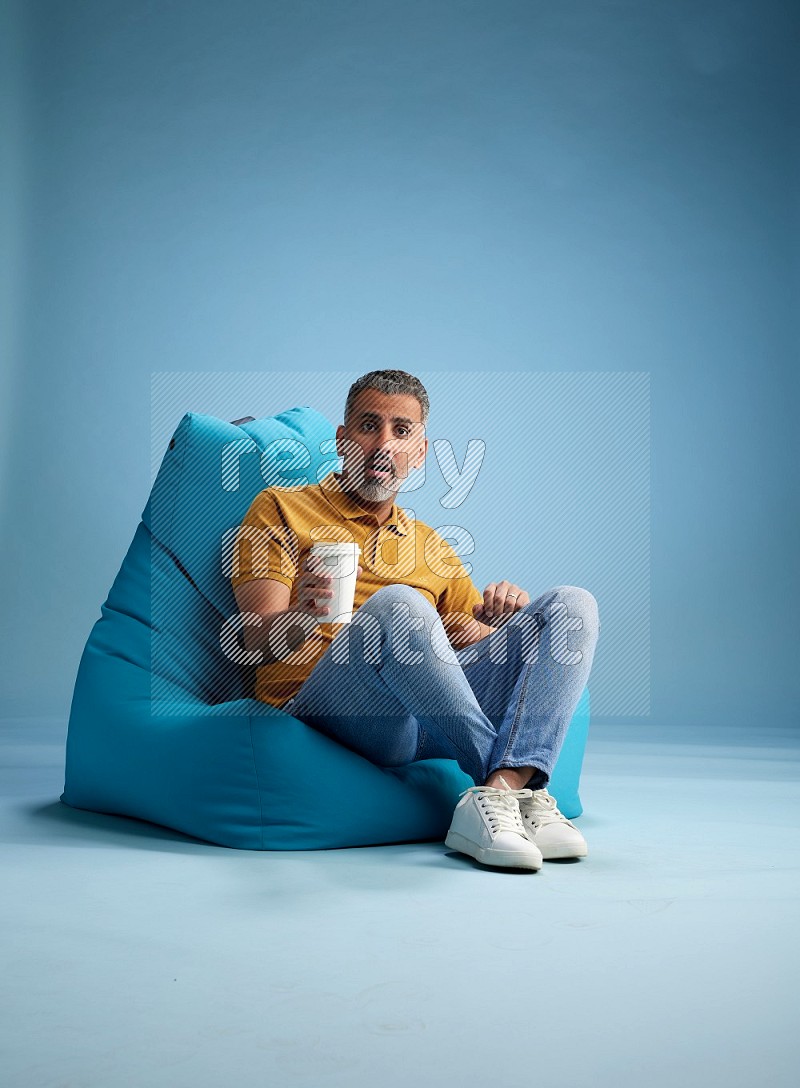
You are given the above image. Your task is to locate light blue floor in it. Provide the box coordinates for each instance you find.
[2,718,798,1088]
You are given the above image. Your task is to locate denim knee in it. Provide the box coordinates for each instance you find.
[348,583,454,666]
[359,583,436,620]
[548,585,600,634]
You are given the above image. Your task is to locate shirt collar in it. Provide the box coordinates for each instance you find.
[321,471,410,536]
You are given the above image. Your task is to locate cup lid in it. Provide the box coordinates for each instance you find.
[310,541,361,553]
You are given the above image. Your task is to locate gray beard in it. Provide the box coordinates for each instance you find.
[354,475,396,502]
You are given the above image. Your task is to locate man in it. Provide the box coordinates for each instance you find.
[231,370,600,872]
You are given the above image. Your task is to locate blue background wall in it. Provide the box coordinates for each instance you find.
[1,0,797,732]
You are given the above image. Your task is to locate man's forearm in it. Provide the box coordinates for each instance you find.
[242,610,314,665]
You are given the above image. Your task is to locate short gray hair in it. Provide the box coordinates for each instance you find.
[344,369,430,427]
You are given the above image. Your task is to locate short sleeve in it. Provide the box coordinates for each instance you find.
[432,535,484,631]
[230,490,300,591]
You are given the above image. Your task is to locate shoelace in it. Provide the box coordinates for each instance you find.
[521,789,571,828]
[460,783,533,836]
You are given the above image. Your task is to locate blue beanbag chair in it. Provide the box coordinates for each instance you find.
[61,407,591,849]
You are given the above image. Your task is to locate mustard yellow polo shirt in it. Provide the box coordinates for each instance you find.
[230,470,484,708]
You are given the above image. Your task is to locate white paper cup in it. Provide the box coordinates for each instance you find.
[308,542,361,625]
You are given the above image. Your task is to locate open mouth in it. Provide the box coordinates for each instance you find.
[367,464,393,480]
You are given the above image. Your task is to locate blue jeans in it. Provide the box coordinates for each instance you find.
[281,583,600,788]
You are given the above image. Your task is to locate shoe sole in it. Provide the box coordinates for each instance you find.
[539,842,589,860]
[521,822,589,859]
[445,830,543,871]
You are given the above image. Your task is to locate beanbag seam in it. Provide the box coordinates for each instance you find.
[166,413,192,544]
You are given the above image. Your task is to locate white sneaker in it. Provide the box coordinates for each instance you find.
[445,779,543,871]
[518,789,588,859]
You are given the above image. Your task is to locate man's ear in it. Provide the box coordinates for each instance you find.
[335,424,344,456]
[413,436,428,469]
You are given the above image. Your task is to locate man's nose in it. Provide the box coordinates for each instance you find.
[371,430,396,458]
[372,440,410,475]
[371,443,393,466]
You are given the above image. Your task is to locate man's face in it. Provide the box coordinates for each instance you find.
[335,389,428,503]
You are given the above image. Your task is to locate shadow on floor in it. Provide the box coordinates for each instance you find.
[23,799,212,853]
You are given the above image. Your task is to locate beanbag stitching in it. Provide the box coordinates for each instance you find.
[166,413,192,545]
[151,534,216,611]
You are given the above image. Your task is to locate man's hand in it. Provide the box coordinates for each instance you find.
[473,581,530,627]
[298,555,363,619]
